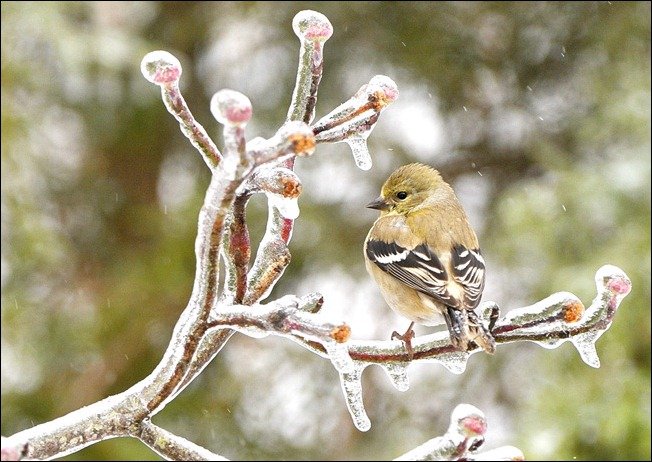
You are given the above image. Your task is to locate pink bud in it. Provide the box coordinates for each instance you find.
[292,10,333,42]
[210,90,252,127]
[140,51,182,85]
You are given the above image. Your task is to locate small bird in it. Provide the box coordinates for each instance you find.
[364,163,495,358]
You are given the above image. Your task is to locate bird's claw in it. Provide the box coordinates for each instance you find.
[391,322,415,360]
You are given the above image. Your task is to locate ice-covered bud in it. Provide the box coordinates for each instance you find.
[451,404,487,437]
[562,299,585,323]
[141,50,182,85]
[598,264,632,296]
[210,89,252,127]
[361,75,400,109]
[245,167,302,198]
[278,121,316,157]
[292,10,333,43]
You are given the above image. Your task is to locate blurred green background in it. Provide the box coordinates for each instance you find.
[1,1,650,460]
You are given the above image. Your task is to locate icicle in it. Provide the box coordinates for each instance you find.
[571,331,601,368]
[338,363,371,431]
[380,362,410,391]
[345,137,373,170]
[312,74,398,169]
[433,350,470,374]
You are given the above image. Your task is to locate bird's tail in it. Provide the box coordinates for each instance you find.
[444,306,496,354]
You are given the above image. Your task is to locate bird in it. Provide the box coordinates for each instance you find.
[364,163,495,358]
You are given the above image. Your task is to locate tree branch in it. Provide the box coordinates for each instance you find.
[289,265,632,431]
[138,420,228,461]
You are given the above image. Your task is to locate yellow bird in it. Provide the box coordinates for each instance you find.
[364,163,495,358]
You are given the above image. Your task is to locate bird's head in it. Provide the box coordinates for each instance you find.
[366,163,446,215]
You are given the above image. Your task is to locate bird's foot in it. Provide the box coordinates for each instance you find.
[391,322,415,360]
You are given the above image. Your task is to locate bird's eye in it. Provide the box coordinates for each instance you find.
[396,191,408,200]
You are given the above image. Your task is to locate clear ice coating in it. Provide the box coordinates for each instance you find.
[339,363,371,431]
[368,75,400,103]
[266,193,300,219]
[140,50,182,85]
[234,325,271,339]
[428,350,470,374]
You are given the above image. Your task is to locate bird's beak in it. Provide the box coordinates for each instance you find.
[366,196,390,211]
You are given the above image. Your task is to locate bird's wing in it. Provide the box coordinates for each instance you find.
[366,240,485,310]
[366,240,461,308]
[450,244,485,309]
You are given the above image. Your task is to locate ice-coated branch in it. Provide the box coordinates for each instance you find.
[138,421,228,461]
[220,193,251,304]
[312,75,399,170]
[210,89,252,174]
[207,294,350,347]
[291,265,631,431]
[249,121,316,166]
[141,51,222,170]
[287,10,333,124]
[394,404,487,461]
[211,89,254,304]
[392,403,524,461]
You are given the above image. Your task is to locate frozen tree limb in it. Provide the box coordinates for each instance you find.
[141,51,222,170]
[312,75,399,170]
[139,421,228,461]
[207,294,350,346]
[290,265,632,431]
[287,10,333,124]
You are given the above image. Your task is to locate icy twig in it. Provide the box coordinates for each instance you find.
[220,193,251,304]
[344,265,629,366]
[207,294,349,346]
[287,10,333,124]
[394,404,489,461]
[139,420,228,461]
[249,121,316,166]
[312,75,399,170]
[210,89,252,176]
[392,404,525,461]
[141,51,221,170]
[212,90,254,304]
[292,265,631,430]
